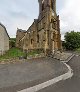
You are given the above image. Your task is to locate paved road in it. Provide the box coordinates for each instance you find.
[38,55,80,92]
[0,57,68,92]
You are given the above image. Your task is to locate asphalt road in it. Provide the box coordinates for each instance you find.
[38,55,80,92]
[0,57,68,92]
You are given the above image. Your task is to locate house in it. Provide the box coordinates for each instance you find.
[0,23,9,55]
[16,28,26,48]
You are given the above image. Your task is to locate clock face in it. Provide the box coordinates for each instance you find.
[52,12,54,16]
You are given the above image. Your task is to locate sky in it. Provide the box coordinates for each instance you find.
[0,0,80,40]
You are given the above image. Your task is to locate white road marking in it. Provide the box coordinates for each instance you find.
[17,63,73,92]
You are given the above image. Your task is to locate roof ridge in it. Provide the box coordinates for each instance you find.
[0,22,10,38]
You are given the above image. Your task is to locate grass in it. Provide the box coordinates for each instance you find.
[27,50,42,56]
[0,48,43,61]
[0,48,25,61]
[75,48,80,53]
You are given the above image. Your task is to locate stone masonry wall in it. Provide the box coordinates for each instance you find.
[0,24,9,55]
[16,0,62,55]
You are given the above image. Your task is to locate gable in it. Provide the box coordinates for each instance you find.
[0,23,10,39]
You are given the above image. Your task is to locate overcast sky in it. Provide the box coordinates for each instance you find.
[0,0,80,40]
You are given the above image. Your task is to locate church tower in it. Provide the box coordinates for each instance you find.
[38,0,62,54]
[16,0,62,56]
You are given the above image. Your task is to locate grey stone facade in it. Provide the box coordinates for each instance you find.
[0,23,9,55]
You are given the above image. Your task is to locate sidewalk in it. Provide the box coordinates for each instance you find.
[0,57,69,92]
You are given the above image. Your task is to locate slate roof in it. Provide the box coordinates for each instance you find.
[17,28,26,33]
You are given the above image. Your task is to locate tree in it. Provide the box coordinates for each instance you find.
[9,38,16,48]
[64,31,80,50]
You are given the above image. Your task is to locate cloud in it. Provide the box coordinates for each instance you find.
[0,0,80,40]
[59,0,80,40]
[0,0,39,38]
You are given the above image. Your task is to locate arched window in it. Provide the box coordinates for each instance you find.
[31,39,33,44]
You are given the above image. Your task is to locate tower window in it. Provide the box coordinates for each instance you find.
[42,0,44,11]
[51,0,53,10]
[42,3,44,11]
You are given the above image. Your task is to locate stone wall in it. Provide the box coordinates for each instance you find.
[0,24,9,55]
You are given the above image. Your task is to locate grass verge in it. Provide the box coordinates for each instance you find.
[0,48,44,62]
[0,48,25,61]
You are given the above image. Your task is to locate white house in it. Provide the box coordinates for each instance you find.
[0,23,9,55]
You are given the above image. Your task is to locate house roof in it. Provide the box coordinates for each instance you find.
[17,28,26,33]
[0,23,10,39]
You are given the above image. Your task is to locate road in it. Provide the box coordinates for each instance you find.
[38,55,80,92]
[0,57,68,92]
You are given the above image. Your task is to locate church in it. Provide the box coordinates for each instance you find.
[16,0,62,55]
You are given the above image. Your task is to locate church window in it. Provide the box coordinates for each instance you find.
[31,39,33,44]
[37,34,39,43]
[52,22,56,29]
[51,19,54,23]
[42,0,44,11]
[47,30,49,45]
[51,19,57,29]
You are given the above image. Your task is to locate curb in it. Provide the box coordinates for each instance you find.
[61,54,75,63]
[17,63,73,92]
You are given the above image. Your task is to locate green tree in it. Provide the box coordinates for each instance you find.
[64,31,80,50]
[9,38,16,48]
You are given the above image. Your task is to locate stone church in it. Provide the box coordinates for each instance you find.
[16,0,62,55]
